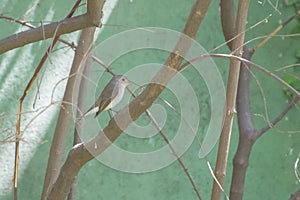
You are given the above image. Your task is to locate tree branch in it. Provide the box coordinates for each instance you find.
[230,48,255,200]
[220,0,236,49]
[0,14,92,54]
[211,1,250,199]
[41,0,105,198]
[47,0,211,199]
[67,35,93,200]
[87,0,104,27]
[0,0,105,55]
[254,11,300,52]
[0,14,77,50]
[93,56,203,200]
[257,96,299,136]
[181,53,300,200]
[41,27,96,199]
[228,11,300,199]
[182,54,300,99]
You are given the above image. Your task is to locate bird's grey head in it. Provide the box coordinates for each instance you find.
[114,75,130,87]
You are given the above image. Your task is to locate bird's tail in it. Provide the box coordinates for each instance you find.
[82,106,99,118]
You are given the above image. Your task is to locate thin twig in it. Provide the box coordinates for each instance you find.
[257,96,300,136]
[147,109,202,199]
[0,14,35,28]
[92,55,202,200]
[212,10,273,53]
[180,53,300,98]
[48,1,211,199]
[247,67,272,130]
[254,11,300,51]
[13,35,61,200]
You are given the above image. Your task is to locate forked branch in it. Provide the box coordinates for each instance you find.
[47,0,211,199]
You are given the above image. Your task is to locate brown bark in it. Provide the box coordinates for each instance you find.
[211,1,250,200]
[41,1,105,198]
[47,0,211,199]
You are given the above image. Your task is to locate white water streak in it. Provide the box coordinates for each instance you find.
[0,0,119,195]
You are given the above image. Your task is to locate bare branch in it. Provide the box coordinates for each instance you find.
[147,109,202,199]
[0,14,77,49]
[0,14,91,54]
[184,55,299,198]
[92,55,202,199]
[41,0,103,198]
[47,0,211,199]
[230,48,254,200]
[211,1,250,199]
[221,9,299,198]
[254,11,300,52]
[14,37,61,200]
[87,0,105,27]
[41,27,96,199]
[181,54,300,98]
[257,97,300,136]
[0,14,35,28]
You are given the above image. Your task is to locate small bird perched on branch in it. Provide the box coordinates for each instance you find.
[83,75,130,117]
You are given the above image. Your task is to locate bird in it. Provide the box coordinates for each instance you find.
[83,75,130,118]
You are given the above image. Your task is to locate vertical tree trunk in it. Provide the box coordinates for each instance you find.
[211,1,250,199]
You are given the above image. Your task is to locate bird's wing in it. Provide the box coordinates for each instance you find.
[95,84,119,117]
[82,106,99,117]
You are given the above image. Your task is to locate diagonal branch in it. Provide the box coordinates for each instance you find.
[181,54,300,98]
[47,0,211,199]
[93,57,202,200]
[0,14,35,28]
[257,96,300,136]
[254,11,300,52]
[146,110,202,199]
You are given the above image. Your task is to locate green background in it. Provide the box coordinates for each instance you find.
[0,0,299,199]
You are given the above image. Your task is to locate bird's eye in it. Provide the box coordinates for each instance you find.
[122,78,125,81]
